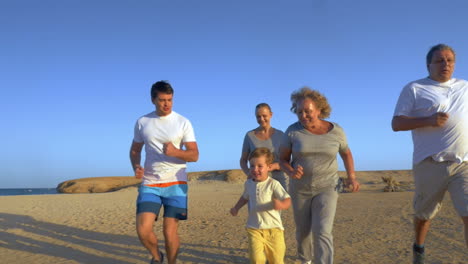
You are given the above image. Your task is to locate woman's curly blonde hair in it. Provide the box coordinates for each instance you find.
[290,87,331,119]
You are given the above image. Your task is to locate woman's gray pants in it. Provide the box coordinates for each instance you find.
[291,187,338,264]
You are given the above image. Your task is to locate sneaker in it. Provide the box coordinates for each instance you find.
[150,252,164,264]
[301,261,312,264]
[413,249,425,264]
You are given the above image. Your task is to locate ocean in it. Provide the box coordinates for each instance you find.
[0,188,58,196]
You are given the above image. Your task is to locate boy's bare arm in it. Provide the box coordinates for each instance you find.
[273,197,291,211]
[230,197,248,216]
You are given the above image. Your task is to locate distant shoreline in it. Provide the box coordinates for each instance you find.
[0,188,58,196]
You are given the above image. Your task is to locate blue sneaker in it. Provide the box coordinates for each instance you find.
[413,244,425,264]
[150,252,164,264]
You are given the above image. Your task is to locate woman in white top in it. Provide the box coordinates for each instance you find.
[240,103,289,191]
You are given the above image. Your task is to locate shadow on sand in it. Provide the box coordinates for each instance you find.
[0,213,251,263]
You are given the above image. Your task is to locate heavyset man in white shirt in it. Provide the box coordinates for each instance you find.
[392,44,468,264]
[130,81,199,264]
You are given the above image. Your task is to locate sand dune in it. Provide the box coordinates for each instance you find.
[1,170,466,263]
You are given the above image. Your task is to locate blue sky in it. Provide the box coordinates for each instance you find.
[1,0,467,188]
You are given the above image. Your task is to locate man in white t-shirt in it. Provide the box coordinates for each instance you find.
[130,80,199,264]
[392,44,468,264]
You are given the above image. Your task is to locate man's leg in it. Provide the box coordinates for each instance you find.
[412,158,451,263]
[136,212,163,261]
[462,216,468,247]
[447,161,468,247]
[163,217,180,264]
[414,217,431,245]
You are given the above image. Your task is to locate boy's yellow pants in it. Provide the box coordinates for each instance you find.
[247,228,286,264]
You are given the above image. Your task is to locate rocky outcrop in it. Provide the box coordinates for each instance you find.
[225,170,247,182]
[56,170,249,194]
[187,169,247,182]
[56,177,141,193]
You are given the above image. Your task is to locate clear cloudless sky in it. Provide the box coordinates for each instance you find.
[1,0,467,188]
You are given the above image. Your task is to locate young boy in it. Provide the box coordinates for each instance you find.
[230,147,291,264]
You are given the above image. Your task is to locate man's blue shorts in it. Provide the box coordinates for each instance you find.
[136,182,188,220]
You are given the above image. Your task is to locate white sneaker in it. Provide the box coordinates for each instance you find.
[301,261,312,264]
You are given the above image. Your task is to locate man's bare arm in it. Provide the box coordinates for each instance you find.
[130,141,145,178]
[163,141,199,162]
[392,113,449,131]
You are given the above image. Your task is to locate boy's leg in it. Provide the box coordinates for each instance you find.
[311,188,338,264]
[247,228,267,264]
[264,228,286,264]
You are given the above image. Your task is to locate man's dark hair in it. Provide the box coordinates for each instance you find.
[151,81,174,99]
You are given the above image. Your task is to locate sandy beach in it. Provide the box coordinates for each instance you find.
[1,170,466,264]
